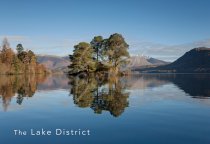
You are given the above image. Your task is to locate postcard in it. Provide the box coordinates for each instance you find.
[0,0,210,144]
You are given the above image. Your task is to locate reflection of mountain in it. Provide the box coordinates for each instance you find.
[153,74,210,98]
[125,75,170,90]
[37,74,210,98]
[37,75,70,90]
[1,74,209,112]
[118,74,210,98]
[131,74,210,98]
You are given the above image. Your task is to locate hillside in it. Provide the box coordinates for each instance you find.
[37,55,70,70]
[128,56,169,69]
[138,47,210,73]
[37,55,168,73]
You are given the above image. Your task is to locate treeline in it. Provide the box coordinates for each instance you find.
[0,38,48,75]
[69,33,130,75]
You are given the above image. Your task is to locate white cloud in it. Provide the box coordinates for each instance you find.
[0,35,29,42]
[129,39,210,62]
[1,35,210,61]
[0,35,78,56]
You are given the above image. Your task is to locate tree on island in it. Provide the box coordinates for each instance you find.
[68,33,130,75]
[105,33,130,73]
[69,42,96,74]
[90,36,104,62]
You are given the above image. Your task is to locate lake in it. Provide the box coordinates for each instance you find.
[0,74,210,144]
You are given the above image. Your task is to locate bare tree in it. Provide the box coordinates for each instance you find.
[1,37,10,51]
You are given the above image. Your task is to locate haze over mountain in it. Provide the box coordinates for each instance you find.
[137,47,210,73]
[129,39,210,62]
[37,55,169,73]
[128,56,169,69]
[37,55,70,70]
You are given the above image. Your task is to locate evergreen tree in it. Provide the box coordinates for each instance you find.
[17,51,30,64]
[69,42,96,74]
[12,55,23,74]
[27,50,36,63]
[105,33,130,73]
[16,44,24,54]
[90,36,103,62]
[68,33,130,75]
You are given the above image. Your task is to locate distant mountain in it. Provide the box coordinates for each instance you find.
[138,47,210,73]
[37,55,169,73]
[147,57,169,65]
[128,56,169,69]
[37,55,70,71]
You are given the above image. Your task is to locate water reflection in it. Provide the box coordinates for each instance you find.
[69,75,129,117]
[0,75,47,111]
[141,74,210,98]
[0,74,210,114]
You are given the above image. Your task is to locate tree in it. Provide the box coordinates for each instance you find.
[0,39,48,75]
[12,55,23,74]
[17,51,30,64]
[68,33,130,75]
[105,33,130,72]
[90,36,103,62]
[16,44,24,54]
[0,38,15,64]
[2,38,10,51]
[69,42,96,74]
[27,50,36,63]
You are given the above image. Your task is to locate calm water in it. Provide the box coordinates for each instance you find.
[0,74,210,144]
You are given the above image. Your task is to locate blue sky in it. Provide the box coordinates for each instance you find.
[0,0,210,61]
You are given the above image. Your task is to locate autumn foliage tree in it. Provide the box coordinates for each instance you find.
[0,38,48,75]
[0,38,15,64]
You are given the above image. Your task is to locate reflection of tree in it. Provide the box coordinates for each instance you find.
[69,74,129,117]
[70,75,97,108]
[0,75,47,111]
[17,90,24,105]
[16,87,27,105]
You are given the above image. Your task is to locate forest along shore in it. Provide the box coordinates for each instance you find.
[0,38,49,75]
